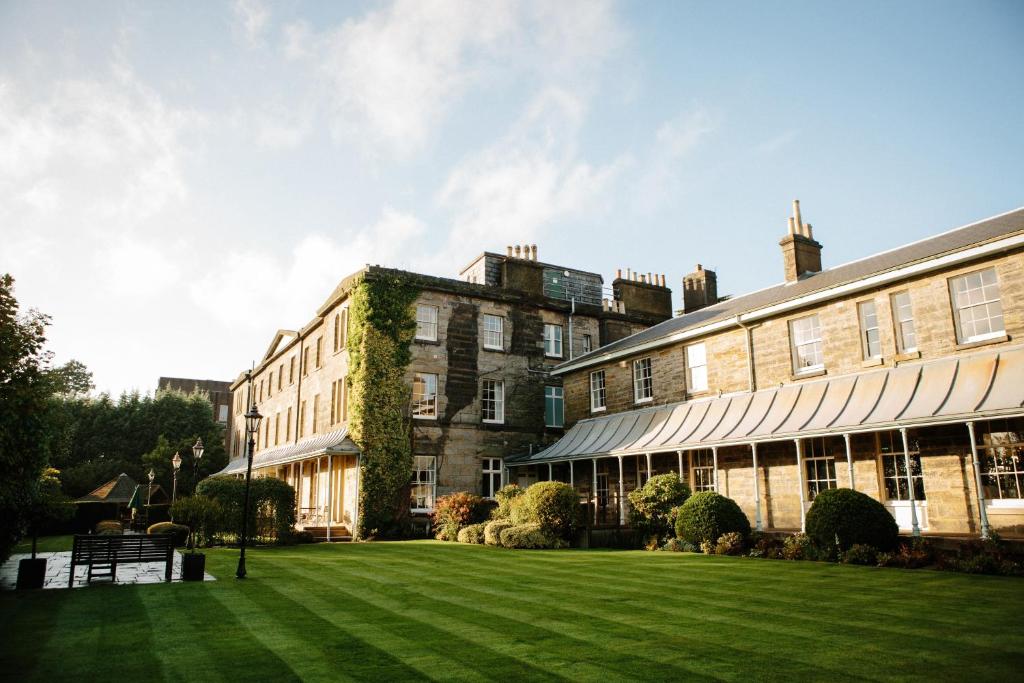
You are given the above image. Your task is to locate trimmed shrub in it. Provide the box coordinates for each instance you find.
[197,476,296,543]
[95,519,122,534]
[433,492,490,541]
[804,488,898,553]
[492,484,525,520]
[661,538,688,552]
[842,544,879,566]
[280,529,316,545]
[499,523,566,550]
[511,481,579,541]
[714,531,746,556]
[628,474,691,544]
[484,520,514,546]
[147,522,190,546]
[674,491,751,546]
[170,495,223,548]
[457,523,487,545]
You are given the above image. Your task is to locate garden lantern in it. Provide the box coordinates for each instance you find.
[171,451,182,507]
[192,437,204,491]
[237,390,263,579]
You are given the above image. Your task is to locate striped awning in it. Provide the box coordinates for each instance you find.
[216,428,360,476]
[509,344,1024,465]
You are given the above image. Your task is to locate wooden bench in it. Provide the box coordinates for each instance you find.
[69,534,175,587]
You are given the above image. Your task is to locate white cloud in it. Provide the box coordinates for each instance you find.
[233,0,271,47]
[632,107,718,213]
[437,88,625,261]
[287,0,623,158]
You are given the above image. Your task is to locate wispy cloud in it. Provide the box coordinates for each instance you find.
[233,0,271,47]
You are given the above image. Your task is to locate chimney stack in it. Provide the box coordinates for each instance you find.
[530,244,538,261]
[682,263,719,313]
[779,199,822,282]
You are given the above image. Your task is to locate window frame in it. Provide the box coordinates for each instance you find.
[949,267,1005,344]
[545,385,564,428]
[415,304,439,342]
[857,299,882,360]
[582,334,593,355]
[977,419,1024,502]
[589,370,606,413]
[685,342,708,393]
[789,313,824,375]
[482,314,504,351]
[481,379,505,424]
[543,323,563,358]
[690,450,716,492]
[412,372,438,420]
[481,458,503,499]
[410,455,437,513]
[633,357,653,404]
[890,290,918,354]
[876,431,926,502]
[802,438,837,501]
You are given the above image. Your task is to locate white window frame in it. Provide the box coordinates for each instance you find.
[803,438,837,501]
[412,372,438,420]
[690,450,715,492]
[483,314,503,350]
[545,385,564,428]
[877,431,926,502]
[544,324,563,358]
[416,304,439,341]
[411,455,436,513]
[481,458,503,499]
[589,370,606,412]
[481,379,504,424]
[978,419,1024,502]
[890,290,918,353]
[582,334,593,355]
[949,267,1005,344]
[857,300,882,360]
[633,357,653,403]
[685,342,708,393]
[789,313,824,374]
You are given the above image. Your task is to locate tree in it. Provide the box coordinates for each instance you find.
[24,468,74,558]
[47,359,94,398]
[0,274,53,561]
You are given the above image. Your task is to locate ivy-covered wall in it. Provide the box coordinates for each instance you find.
[347,274,419,539]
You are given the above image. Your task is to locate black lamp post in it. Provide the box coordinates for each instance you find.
[192,437,205,492]
[146,468,155,526]
[237,399,263,579]
[170,452,182,518]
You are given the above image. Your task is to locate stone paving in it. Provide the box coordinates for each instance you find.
[0,551,216,590]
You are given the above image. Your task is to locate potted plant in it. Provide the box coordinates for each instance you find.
[17,469,73,590]
[171,494,218,581]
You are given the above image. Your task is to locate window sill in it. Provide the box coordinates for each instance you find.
[482,346,505,353]
[413,415,438,421]
[591,406,607,414]
[894,349,921,363]
[687,389,711,399]
[545,354,564,360]
[414,338,441,346]
[861,357,883,368]
[482,419,505,425]
[955,333,1009,351]
[634,397,653,405]
[790,368,826,381]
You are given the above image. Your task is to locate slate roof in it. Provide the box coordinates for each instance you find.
[216,428,360,476]
[557,207,1024,371]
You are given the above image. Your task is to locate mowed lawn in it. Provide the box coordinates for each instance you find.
[2,541,1023,682]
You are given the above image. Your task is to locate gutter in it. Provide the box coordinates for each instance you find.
[551,230,1024,375]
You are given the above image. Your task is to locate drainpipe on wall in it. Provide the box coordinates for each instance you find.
[735,317,756,393]
[294,336,305,445]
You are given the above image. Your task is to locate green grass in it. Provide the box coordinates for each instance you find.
[2,540,1022,682]
[12,535,74,554]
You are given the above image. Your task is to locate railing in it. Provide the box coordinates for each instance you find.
[297,507,326,527]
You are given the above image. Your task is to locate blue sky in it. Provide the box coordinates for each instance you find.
[1,0,1022,395]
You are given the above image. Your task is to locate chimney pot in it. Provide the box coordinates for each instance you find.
[793,199,803,234]
[531,244,537,261]
[506,245,513,257]
[616,268,622,279]
[514,245,522,258]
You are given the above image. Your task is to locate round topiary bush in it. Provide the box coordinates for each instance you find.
[484,520,514,546]
[511,481,579,541]
[674,491,751,546]
[628,474,691,543]
[492,484,525,520]
[499,523,566,550]
[456,522,487,544]
[147,522,190,547]
[804,487,898,553]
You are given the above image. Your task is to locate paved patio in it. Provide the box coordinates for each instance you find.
[0,551,216,590]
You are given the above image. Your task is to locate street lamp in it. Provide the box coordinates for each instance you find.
[146,468,155,526]
[171,451,182,510]
[237,400,263,579]
[192,437,205,492]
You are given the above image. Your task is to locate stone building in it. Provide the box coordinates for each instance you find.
[215,246,671,538]
[507,203,1024,539]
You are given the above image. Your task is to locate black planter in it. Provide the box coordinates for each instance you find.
[16,558,47,590]
[182,552,206,581]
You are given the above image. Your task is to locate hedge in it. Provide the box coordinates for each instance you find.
[804,487,898,552]
[433,492,490,541]
[674,491,750,546]
[511,481,579,541]
[499,523,566,549]
[169,494,223,548]
[484,520,514,546]
[492,484,524,520]
[456,522,487,544]
[196,476,296,543]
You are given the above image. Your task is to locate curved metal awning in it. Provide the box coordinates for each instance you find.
[215,428,360,476]
[508,345,1024,465]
